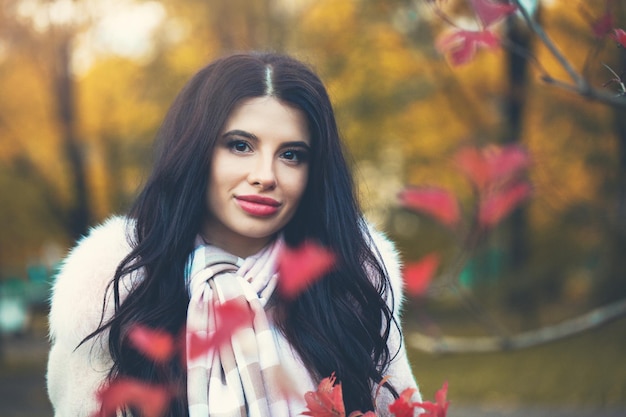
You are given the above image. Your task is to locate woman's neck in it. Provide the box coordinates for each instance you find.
[200,226,275,258]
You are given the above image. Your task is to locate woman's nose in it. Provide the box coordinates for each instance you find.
[247,156,277,190]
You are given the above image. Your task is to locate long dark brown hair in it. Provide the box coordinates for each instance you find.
[84,52,399,415]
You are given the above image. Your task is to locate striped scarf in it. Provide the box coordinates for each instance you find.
[185,237,296,417]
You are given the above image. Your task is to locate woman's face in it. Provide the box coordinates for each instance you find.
[203,96,311,257]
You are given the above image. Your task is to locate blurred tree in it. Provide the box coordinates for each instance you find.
[605,2,626,304]
[0,0,623,326]
[0,0,294,270]
[0,0,89,244]
[390,0,626,351]
[500,5,536,273]
[524,0,626,304]
[292,0,478,230]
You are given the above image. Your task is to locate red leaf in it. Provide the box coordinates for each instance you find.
[403,254,440,297]
[398,187,461,228]
[95,378,171,417]
[188,299,252,360]
[592,10,614,39]
[611,28,626,48]
[302,373,346,417]
[454,147,490,190]
[580,1,614,39]
[127,325,175,363]
[483,145,530,185]
[388,388,419,417]
[455,145,530,190]
[277,241,336,298]
[479,182,532,227]
[469,0,517,28]
[416,382,449,417]
[434,382,449,409]
[436,29,500,66]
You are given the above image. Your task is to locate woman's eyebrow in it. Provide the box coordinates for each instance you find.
[281,141,311,150]
[222,129,258,141]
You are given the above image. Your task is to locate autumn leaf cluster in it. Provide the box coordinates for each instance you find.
[399,144,532,297]
[303,373,449,417]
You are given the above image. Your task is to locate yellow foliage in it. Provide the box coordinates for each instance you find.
[0,51,69,196]
[0,0,623,272]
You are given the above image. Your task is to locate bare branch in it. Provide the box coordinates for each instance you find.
[602,62,626,94]
[500,37,551,80]
[511,0,586,89]
[407,298,626,354]
[508,0,626,107]
[540,75,626,107]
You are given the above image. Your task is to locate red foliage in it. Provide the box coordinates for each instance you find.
[415,382,449,417]
[479,182,532,227]
[454,144,532,228]
[388,388,420,417]
[188,299,253,360]
[455,145,530,191]
[611,28,626,48]
[302,373,346,417]
[481,146,531,187]
[580,1,614,39]
[303,375,450,417]
[127,325,175,363]
[401,145,531,231]
[403,254,441,297]
[434,0,516,65]
[398,186,461,228]
[454,146,490,190]
[591,10,614,38]
[436,29,500,66]
[277,241,336,298]
[468,0,518,28]
[94,378,171,417]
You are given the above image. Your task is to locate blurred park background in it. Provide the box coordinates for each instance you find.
[1,0,625,416]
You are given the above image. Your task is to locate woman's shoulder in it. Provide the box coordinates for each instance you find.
[48,216,135,346]
[363,222,405,315]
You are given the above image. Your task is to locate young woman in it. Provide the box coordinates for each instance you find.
[47,52,420,416]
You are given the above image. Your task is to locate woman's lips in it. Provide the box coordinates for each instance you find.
[235,195,281,217]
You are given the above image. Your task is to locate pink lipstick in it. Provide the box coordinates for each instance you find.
[235,195,281,217]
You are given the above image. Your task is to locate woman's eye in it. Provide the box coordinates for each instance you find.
[281,149,308,163]
[229,140,251,153]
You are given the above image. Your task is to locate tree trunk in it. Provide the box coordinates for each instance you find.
[606,36,626,303]
[497,7,536,328]
[502,12,534,271]
[614,4,626,236]
[591,2,626,304]
[54,33,89,239]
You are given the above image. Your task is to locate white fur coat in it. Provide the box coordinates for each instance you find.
[47,216,420,416]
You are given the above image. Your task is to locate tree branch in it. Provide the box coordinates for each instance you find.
[407,297,626,353]
[540,75,626,107]
[511,0,585,88]
[510,0,626,108]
